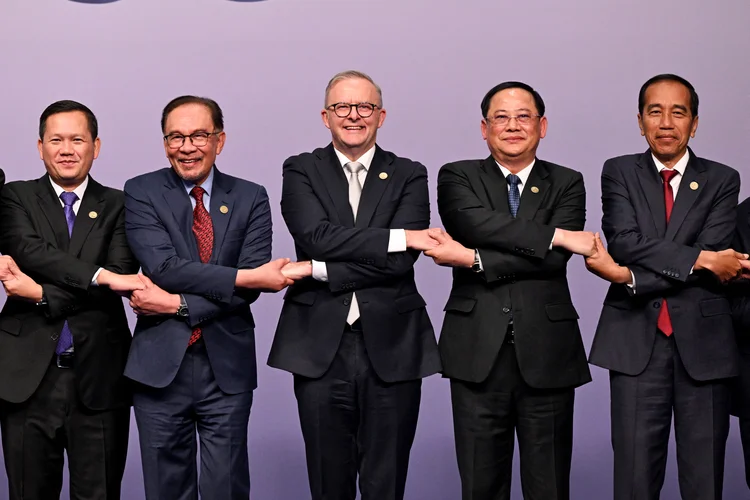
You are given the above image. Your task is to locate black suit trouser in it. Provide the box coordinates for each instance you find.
[450,330,575,500]
[610,332,730,500]
[0,355,130,500]
[293,321,422,500]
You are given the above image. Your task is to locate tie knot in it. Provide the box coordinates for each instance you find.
[345,162,365,175]
[60,191,78,207]
[660,169,679,184]
[190,186,206,202]
[506,174,521,187]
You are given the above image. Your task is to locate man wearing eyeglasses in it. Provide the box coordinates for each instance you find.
[425,81,596,500]
[122,95,293,499]
[268,70,442,500]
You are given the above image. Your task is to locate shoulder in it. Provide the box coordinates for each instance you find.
[283,147,328,168]
[124,168,172,191]
[438,159,484,175]
[694,155,740,181]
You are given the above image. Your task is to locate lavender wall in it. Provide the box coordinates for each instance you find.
[2,0,749,498]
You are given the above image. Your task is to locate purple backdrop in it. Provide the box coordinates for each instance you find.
[2,0,749,498]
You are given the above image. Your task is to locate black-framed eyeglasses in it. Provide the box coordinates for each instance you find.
[326,102,380,118]
[484,114,541,127]
[163,131,220,149]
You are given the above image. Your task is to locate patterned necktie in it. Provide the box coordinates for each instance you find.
[657,169,679,336]
[188,186,214,346]
[344,162,365,325]
[507,174,521,218]
[56,191,78,354]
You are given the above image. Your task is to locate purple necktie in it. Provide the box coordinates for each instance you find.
[56,191,78,355]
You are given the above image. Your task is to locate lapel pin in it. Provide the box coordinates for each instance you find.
[530,186,540,194]
[689,181,699,191]
[379,172,388,180]
[220,205,229,214]
[88,211,98,219]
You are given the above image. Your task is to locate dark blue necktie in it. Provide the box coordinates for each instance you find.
[56,191,78,355]
[507,174,521,217]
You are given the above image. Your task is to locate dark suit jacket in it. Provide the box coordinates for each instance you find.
[589,149,739,381]
[123,167,271,394]
[731,197,750,417]
[0,174,138,410]
[268,144,441,383]
[436,157,591,389]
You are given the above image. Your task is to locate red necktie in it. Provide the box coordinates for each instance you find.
[657,169,679,336]
[188,186,214,346]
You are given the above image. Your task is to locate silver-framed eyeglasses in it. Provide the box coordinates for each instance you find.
[484,114,541,127]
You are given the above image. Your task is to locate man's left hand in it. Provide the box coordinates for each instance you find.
[129,275,181,316]
[0,255,43,302]
[424,230,475,268]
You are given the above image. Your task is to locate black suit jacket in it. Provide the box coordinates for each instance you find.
[436,157,591,389]
[0,175,139,410]
[268,144,441,383]
[731,197,750,417]
[589,149,739,381]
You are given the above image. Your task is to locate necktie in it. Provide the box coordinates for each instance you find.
[344,162,365,325]
[188,186,214,346]
[56,191,78,354]
[657,169,679,336]
[507,174,521,218]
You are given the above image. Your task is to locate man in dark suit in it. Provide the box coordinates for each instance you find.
[729,198,750,490]
[427,81,597,500]
[0,100,145,499]
[586,74,748,499]
[123,95,293,499]
[268,70,442,500]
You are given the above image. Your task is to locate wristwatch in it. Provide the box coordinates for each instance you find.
[471,249,482,273]
[176,294,189,318]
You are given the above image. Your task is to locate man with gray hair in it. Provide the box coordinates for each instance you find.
[268,70,442,500]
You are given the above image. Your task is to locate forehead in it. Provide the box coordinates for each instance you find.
[164,103,215,132]
[327,78,379,104]
[488,88,537,113]
[643,80,692,108]
[44,111,91,138]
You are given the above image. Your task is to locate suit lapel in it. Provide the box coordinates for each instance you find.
[316,145,354,226]
[68,177,106,257]
[665,151,706,241]
[355,146,395,229]
[163,170,200,262]
[208,168,233,264]
[478,156,510,214]
[35,176,70,251]
[516,159,550,220]
[636,152,668,236]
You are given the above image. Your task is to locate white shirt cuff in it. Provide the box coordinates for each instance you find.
[388,229,407,253]
[626,270,636,293]
[91,267,103,286]
[475,249,484,272]
[311,260,329,282]
[549,235,555,251]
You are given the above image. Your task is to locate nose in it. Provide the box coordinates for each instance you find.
[505,116,522,131]
[60,139,74,155]
[659,113,674,129]
[180,137,198,153]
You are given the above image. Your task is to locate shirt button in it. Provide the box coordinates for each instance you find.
[343,298,351,306]
[502,307,511,314]
[653,302,661,309]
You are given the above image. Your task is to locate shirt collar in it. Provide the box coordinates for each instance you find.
[182,166,215,198]
[334,145,377,172]
[495,159,536,187]
[652,150,689,177]
[49,175,89,202]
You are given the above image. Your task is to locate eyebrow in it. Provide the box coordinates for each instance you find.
[492,108,533,114]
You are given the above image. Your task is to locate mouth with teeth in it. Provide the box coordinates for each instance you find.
[178,158,202,166]
[344,126,364,131]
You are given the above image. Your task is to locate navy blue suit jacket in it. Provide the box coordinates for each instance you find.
[123,166,272,393]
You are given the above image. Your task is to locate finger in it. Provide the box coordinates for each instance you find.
[740,260,750,271]
[736,252,750,260]
[430,231,451,244]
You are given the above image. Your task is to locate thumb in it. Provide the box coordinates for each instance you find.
[734,251,749,260]
[273,258,291,269]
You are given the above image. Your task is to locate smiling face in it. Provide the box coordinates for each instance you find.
[38,111,100,189]
[321,77,386,161]
[481,87,547,172]
[163,102,226,185]
[638,80,698,168]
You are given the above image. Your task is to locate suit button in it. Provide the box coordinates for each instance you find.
[674,273,680,278]
[662,270,668,274]
[502,307,510,314]
[653,302,661,309]
[343,298,351,306]
[51,333,59,341]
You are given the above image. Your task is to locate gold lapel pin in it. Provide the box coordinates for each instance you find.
[88,211,98,219]
[530,186,540,194]
[220,205,229,214]
[379,172,388,180]
[689,181,699,191]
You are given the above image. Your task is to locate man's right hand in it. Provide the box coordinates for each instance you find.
[695,249,749,282]
[405,229,442,251]
[553,229,596,257]
[97,269,147,296]
[236,258,294,292]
